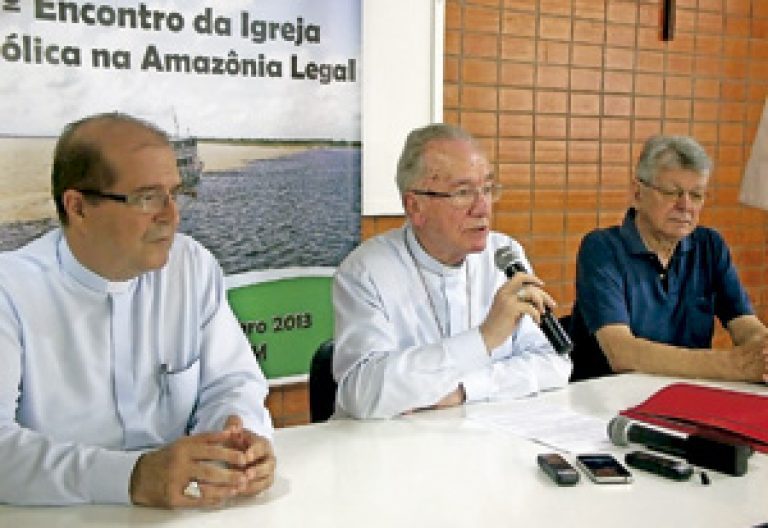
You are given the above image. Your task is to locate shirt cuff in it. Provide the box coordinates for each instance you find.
[87,449,144,504]
[443,328,491,372]
[460,368,492,402]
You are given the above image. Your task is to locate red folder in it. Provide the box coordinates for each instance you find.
[620,382,768,454]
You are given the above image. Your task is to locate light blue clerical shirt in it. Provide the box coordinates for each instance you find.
[0,229,272,505]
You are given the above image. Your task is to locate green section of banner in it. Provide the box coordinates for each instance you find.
[227,276,333,379]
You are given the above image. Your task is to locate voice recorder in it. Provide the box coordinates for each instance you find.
[537,453,580,486]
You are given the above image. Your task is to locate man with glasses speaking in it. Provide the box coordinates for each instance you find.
[333,123,571,419]
[574,135,768,382]
[0,113,275,507]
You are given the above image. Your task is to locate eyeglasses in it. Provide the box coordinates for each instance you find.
[638,179,708,205]
[408,182,504,208]
[77,186,196,214]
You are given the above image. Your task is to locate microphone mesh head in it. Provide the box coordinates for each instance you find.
[494,246,520,272]
[607,415,631,446]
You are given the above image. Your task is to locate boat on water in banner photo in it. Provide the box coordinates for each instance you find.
[170,110,203,191]
[172,136,203,189]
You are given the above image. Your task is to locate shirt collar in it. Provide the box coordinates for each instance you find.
[57,231,136,294]
[404,224,466,278]
[619,208,693,256]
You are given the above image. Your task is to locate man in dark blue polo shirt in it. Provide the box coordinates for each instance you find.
[574,135,768,382]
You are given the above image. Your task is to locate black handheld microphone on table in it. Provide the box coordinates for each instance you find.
[607,415,753,476]
[494,247,573,355]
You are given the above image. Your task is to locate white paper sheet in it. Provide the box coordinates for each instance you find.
[467,402,614,454]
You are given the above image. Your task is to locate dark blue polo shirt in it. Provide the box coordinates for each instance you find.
[575,208,753,347]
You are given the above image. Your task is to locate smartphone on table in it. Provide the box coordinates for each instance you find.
[575,453,633,484]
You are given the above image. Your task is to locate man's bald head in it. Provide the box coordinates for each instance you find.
[51,113,170,224]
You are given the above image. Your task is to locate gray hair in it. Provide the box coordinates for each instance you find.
[635,135,712,184]
[395,123,477,195]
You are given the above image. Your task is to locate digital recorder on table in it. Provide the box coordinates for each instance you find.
[537,453,580,486]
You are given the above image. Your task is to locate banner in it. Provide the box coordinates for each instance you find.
[739,98,768,211]
[0,0,362,379]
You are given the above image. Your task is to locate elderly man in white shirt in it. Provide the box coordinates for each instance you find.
[0,113,274,507]
[333,123,572,419]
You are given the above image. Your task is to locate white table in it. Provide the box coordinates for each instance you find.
[2,373,767,527]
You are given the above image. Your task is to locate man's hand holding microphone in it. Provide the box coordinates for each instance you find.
[479,247,573,355]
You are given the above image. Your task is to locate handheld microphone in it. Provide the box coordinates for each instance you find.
[494,247,573,355]
[608,415,752,476]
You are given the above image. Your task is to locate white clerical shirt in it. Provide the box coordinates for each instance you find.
[333,224,572,419]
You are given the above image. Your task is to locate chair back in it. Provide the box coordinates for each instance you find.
[309,339,337,422]
[564,307,613,382]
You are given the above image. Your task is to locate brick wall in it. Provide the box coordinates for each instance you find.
[269,0,768,427]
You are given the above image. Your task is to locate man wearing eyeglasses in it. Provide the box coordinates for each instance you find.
[573,135,768,382]
[332,123,571,419]
[0,113,275,507]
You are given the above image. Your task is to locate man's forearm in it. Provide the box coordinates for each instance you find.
[0,426,141,505]
[728,315,768,347]
[597,329,761,382]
